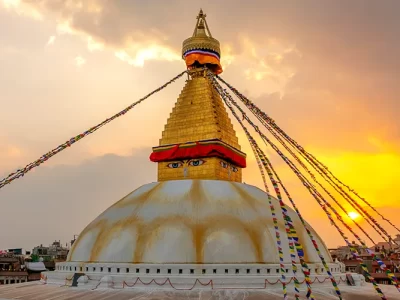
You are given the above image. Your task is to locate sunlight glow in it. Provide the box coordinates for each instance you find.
[348,211,360,220]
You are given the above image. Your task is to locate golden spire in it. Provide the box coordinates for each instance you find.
[182,9,222,74]
[182,9,219,51]
[150,11,246,182]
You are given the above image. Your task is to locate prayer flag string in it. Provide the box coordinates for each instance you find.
[0,71,187,191]
[216,74,394,299]
[217,77,400,290]
[255,114,379,245]
[209,72,388,299]
[216,75,400,236]
[248,138,270,193]
[210,73,314,300]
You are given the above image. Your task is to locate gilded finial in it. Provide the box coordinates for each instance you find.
[182,10,222,74]
[197,8,205,19]
[193,9,211,37]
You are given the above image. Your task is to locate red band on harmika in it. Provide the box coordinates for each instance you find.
[150,141,246,168]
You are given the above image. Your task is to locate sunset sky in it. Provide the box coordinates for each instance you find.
[1,0,400,252]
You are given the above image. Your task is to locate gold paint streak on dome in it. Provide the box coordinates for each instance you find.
[112,182,164,209]
[189,181,207,263]
[193,225,206,263]
[189,180,205,205]
[230,183,314,263]
[90,183,166,262]
[243,227,264,263]
[70,183,164,262]
[133,215,194,263]
[67,219,107,261]
[200,214,265,263]
[229,182,260,211]
[132,222,146,263]
[89,217,142,262]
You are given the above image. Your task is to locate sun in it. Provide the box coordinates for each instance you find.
[348,211,360,220]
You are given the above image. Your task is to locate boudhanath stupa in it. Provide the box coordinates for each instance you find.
[1,10,400,300]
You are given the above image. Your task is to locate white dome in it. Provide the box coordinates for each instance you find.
[67,180,332,264]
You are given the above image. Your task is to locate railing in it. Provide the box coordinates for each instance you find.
[0,271,28,276]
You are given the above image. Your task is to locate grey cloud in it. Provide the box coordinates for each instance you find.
[0,149,156,251]
[23,1,400,135]
[23,0,400,69]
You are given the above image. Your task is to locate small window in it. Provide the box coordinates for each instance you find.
[146,269,150,274]
[190,269,194,274]
[168,269,171,274]
[117,268,120,273]
[285,269,288,273]
[257,269,260,274]
[93,267,96,272]
[267,269,270,274]
[100,267,103,272]
[86,267,88,271]
[225,269,228,274]
[213,269,217,274]
[179,269,183,274]
[276,269,279,273]
[315,269,318,273]
[202,269,206,274]
[246,269,250,274]
[157,269,160,274]
[136,268,139,273]
[108,268,111,273]
[321,268,324,272]
[126,268,129,273]
[80,267,82,271]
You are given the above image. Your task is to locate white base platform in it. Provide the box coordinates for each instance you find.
[2,279,397,300]
[41,262,364,291]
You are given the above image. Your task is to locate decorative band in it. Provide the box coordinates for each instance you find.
[150,140,246,168]
[183,49,220,60]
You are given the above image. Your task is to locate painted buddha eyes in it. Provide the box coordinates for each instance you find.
[167,159,205,168]
[220,161,228,168]
[167,162,183,168]
[166,159,236,171]
[188,159,205,166]
[220,161,239,172]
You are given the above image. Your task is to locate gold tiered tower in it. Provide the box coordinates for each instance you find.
[151,10,246,182]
